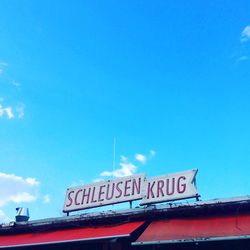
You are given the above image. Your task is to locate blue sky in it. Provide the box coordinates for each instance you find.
[0,1,250,222]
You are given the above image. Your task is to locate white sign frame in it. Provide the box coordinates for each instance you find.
[63,174,145,212]
[140,169,198,205]
[63,170,198,213]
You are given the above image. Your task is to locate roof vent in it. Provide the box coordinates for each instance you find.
[15,207,29,222]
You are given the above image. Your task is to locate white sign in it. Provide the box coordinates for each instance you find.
[64,174,145,212]
[63,170,198,212]
[140,169,198,205]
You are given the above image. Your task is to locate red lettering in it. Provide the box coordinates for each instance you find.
[147,181,155,199]
[98,185,105,202]
[177,176,186,193]
[166,178,175,195]
[81,188,91,204]
[157,180,164,197]
[106,183,115,200]
[124,180,131,196]
[132,178,141,195]
[66,190,74,207]
[115,181,123,198]
[74,189,82,205]
[91,186,97,203]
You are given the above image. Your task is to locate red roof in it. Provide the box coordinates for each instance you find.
[0,221,144,248]
[134,214,250,244]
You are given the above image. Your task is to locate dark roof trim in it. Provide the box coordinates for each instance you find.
[1,196,250,234]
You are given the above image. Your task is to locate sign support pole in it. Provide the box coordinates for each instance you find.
[129,201,132,209]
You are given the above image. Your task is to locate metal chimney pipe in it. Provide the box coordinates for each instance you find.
[15,207,30,222]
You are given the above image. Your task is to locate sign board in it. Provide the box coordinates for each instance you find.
[63,169,198,213]
[64,174,145,212]
[140,170,198,205]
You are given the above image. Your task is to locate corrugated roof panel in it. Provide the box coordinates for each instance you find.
[0,221,144,248]
[134,214,250,245]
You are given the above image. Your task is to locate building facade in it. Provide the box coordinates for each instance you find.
[1,196,250,250]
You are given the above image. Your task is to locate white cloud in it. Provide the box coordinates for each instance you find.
[0,172,40,207]
[10,192,36,203]
[4,107,14,119]
[43,194,50,204]
[0,210,10,223]
[16,103,25,118]
[135,154,147,164]
[100,156,137,178]
[0,62,8,75]
[241,25,250,42]
[0,105,14,119]
[26,178,39,186]
[99,150,156,179]
[135,150,156,164]
[0,103,25,119]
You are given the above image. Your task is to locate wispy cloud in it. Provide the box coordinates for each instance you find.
[10,192,37,203]
[0,210,10,223]
[135,154,147,164]
[0,103,25,119]
[0,172,39,207]
[0,62,8,75]
[241,25,250,43]
[90,150,157,184]
[0,105,14,119]
[0,61,25,119]
[135,150,156,164]
[233,26,250,64]
[16,103,25,118]
[100,156,137,178]
[97,150,156,179]
[43,194,51,204]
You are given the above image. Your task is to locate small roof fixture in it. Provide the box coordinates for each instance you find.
[15,207,30,222]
